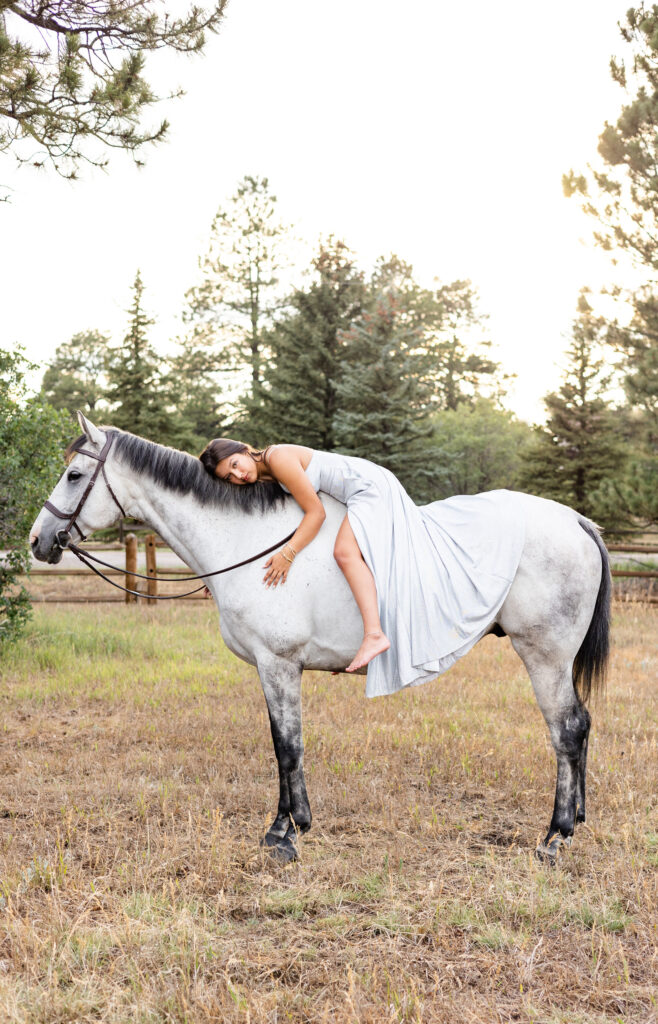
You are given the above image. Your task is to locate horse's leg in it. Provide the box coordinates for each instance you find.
[575,709,591,826]
[509,639,591,862]
[497,506,607,862]
[257,654,311,863]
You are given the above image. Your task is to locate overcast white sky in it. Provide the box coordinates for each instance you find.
[0,0,633,423]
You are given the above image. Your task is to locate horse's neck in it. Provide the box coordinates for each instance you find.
[125,474,272,576]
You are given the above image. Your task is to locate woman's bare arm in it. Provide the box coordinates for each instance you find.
[262,446,325,586]
[268,446,326,553]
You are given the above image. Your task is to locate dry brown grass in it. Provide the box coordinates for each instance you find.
[0,602,656,1023]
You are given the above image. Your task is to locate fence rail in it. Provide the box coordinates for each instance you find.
[24,533,210,605]
[21,536,658,605]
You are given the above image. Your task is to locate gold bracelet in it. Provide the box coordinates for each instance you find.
[281,551,294,564]
[283,545,296,561]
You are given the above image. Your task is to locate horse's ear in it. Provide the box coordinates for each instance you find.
[76,411,105,448]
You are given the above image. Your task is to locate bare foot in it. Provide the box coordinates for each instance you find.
[346,631,390,672]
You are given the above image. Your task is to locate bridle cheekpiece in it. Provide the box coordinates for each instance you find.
[43,432,127,546]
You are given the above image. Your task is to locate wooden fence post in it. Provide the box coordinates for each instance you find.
[125,533,138,604]
[145,533,157,605]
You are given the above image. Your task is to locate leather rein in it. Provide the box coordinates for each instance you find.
[43,432,296,601]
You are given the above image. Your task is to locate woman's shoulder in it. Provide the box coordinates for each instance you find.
[265,444,314,468]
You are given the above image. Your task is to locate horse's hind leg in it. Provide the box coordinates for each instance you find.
[510,640,590,862]
[257,653,311,863]
[575,712,591,826]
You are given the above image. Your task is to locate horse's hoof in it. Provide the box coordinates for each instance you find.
[260,832,298,864]
[535,832,572,864]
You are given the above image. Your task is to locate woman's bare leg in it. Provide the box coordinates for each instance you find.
[334,515,390,672]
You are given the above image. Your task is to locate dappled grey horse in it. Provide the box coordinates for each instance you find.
[30,414,610,863]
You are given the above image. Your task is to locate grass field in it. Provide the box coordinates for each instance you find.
[0,603,656,1023]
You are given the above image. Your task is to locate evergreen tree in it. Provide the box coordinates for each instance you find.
[39,329,110,418]
[563,7,658,528]
[592,451,658,532]
[368,259,507,409]
[1,0,227,178]
[105,271,174,441]
[519,293,626,517]
[564,6,658,271]
[607,289,658,442]
[592,289,658,530]
[247,240,365,447]
[333,293,438,501]
[162,334,225,452]
[420,280,508,410]
[369,254,423,320]
[183,176,289,403]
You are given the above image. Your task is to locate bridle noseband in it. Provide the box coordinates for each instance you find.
[44,432,127,546]
[41,432,297,600]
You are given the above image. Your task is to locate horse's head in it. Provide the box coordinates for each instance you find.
[30,412,129,564]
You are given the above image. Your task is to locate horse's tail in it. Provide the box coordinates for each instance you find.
[573,518,611,704]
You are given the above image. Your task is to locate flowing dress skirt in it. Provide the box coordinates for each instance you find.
[288,451,526,698]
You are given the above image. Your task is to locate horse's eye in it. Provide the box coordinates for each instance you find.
[67,470,82,482]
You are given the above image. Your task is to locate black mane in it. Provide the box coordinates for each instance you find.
[66,429,286,515]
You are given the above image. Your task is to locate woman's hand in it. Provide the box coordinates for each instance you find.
[263,551,292,587]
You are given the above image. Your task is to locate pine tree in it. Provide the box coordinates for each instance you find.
[420,280,508,410]
[593,451,658,532]
[39,330,110,418]
[1,0,227,178]
[368,259,507,410]
[519,293,626,517]
[105,271,174,441]
[162,334,225,452]
[246,240,365,447]
[564,7,658,272]
[333,293,439,501]
[563,8,658,529]
[592,290,658,530]
[183,176,289,405]
[608,290,658,444]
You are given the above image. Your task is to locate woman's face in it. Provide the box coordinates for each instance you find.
[215,451,256,485]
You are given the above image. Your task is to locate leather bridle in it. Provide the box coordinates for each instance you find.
[44,432,127,545]
[41,431,296,600]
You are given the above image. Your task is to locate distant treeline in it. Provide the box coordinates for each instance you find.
[36,176,655,533]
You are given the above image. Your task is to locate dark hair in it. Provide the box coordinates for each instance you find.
[66,428,284,513]
[199,438,264,478]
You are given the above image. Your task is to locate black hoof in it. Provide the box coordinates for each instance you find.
[260,830,298,864]
[535,832,572,864]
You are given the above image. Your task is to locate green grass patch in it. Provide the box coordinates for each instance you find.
[0,605,240,704]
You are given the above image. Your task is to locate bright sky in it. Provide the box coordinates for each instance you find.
[0,0,632,423]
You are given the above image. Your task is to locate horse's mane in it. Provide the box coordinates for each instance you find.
[65,429,286,515]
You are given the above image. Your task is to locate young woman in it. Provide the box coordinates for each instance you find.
[199,439,526,697]
[199,440,391,673]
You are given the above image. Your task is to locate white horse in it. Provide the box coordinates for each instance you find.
[30,414,611,864]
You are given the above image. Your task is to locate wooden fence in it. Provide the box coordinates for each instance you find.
[24,538,658,605]
[606,543,658,605]
[26,534,209,604]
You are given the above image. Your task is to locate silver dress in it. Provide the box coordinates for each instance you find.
[283,450,526,698]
